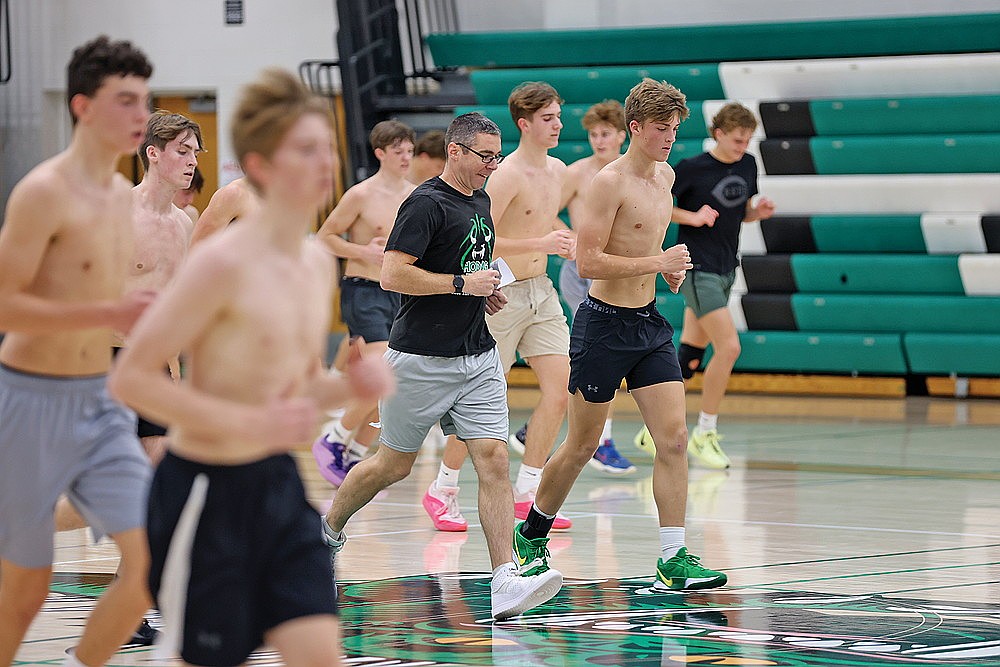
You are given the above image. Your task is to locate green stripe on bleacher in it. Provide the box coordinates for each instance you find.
[790,255,963,294]
[809,135,1000,175]
[427,13,1000,68]
[809,216,927,253]
[455,104,708,142]
[809,95,1000,136]
[904,333,1000,376]
[470,66,723,105]
[792,294,1000,334]
[735,331,907,374]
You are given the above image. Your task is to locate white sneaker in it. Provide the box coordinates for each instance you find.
[321,520,346,554]
[490,562,563,620]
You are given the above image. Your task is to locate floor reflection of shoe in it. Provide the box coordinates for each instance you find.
[491,563,563,620]
[688,470,730,514]
[423,531,469,572]
[587,439,637,474]
[422,481,469,532]
[509,423,527,457]
[514,490,572,530]
[311,434,356,487]
[654,547,727,590]
[688,428,731,469]
[126,618,159,646]
[633,426,655,457]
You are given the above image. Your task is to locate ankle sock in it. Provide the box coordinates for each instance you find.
[698,412,718,433]
[659,526,685,560]
[436,463,461,489]
[515,464,542,496]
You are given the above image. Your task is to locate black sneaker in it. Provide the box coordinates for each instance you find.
[126,618,159,646]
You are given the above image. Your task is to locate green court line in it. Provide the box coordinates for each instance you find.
[740,560,1000,589]
[878,579,1000,596]
[748,459,1000,480]
[722,543,1000,572]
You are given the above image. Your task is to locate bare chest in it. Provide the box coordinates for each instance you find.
[131,214,188,283]
[502,174,562,233]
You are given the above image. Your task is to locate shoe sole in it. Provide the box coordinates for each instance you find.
[492,569,563,620]
[586,458,637,475]
[311,438,347,487]
[421,494,468,532]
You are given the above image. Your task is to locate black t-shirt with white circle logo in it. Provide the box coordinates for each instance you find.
[674,152,759,274]
[385,177,497,357]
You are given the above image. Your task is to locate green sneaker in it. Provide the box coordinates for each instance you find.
[655,547,727,590]
[688,428,731,469]
[512,521,552,576]
[633,425,655,457]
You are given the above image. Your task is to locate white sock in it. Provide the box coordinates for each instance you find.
[346,439,368,461]
[62,652,87,667]
[698,412,718,433]
[515,464,543,496]
[659,526,686,560]
[329,419,351,443]
[436,462,461,489]
[600,418,613,443]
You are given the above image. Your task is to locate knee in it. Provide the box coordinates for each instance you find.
[470,441,510,480]
[2,580,49,619]
[375,455,413,486]
[652,423,688,461]
[712,339,741,364]
[539,384,570,412]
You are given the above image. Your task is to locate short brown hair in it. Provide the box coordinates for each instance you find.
[711,103,758,134]
[139,111,203,171]
[582,100,625,132]
[67,36,153,124]
[414,130,446,159]
[624,78,689,133]
[508,81,563,126]
[231,68,334,189]
[369,120,415,151]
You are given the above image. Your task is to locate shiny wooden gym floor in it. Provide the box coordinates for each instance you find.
[18,392,1000,666]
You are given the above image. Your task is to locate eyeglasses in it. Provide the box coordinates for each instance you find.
[456,142,505,164]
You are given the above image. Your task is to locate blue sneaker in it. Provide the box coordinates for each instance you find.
[587,439,637,475]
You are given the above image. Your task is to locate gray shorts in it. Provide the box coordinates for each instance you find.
[559,259,592,319]
[0,365,151,568]
[679,269,737,318]
[379,347,509,453]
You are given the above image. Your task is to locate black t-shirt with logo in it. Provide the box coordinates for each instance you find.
[385,177,497,357]
[674,152,759,274]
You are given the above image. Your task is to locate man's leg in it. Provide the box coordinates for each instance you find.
[266,615,341,667]
[0,560,51,666]
[423,435,470,532]
[631,382,726,590]
[325,444,418,533]
[73,528,152,666]
[463,437,514,567]
[520,354,569,469]
[688,307,739,469]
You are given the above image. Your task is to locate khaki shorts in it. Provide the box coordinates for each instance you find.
[487,274,570,372]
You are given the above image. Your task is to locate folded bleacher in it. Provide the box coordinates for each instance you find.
[429,12,1000,396]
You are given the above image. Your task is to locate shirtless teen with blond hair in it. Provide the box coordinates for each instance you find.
[110,68,394,667]
[511,78,728,593]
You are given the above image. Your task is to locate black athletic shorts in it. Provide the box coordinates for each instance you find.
[340,276,401,343]
[147,452,337,666]
[111,347,167,438]
[568,295,683,403]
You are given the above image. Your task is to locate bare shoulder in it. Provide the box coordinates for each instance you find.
[303,237,335,274]
[655,161,676,186]
[184,227,243,280]
[547,154,568,175]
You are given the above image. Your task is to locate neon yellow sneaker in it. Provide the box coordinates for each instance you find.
[688,428,731,469]
[633,425,655,457]
[512,521,552,576]
[655,547,727,590]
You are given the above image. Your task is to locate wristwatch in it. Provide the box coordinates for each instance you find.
[452,274,465,294]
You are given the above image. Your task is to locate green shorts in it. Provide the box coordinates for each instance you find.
[679,269,736,318]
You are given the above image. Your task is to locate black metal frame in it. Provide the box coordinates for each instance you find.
[1,0,12,84]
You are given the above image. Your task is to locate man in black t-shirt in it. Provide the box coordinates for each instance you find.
[321,113,563,621]
[635,103,775,469]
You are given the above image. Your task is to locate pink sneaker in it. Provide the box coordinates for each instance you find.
[422,482,468,532]
[513,491,573,530]
[312,434,355,487]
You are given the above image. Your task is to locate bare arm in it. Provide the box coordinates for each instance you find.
[315,190,384,263]
[380,250,499,297]
[672,204,718,227]
[190,185,245,246]
[744,196,776,222]
[0,179,151,334]
[576,173,691,280]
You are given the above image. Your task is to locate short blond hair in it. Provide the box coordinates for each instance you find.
[624,78,689,133]
[231,68,334,189]
[582,100,625,132]
[711,103,758,134]
[508,81,563,126]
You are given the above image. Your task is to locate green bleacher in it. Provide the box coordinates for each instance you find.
[809,95,1000,137]
[809,134,1000,175]
[789,256,965,295]
[791,295,1000,334]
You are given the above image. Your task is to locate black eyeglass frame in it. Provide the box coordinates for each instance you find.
[455,142,506,164]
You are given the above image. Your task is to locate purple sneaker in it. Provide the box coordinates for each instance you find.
[312,434,355,487]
